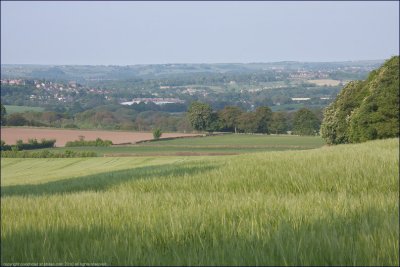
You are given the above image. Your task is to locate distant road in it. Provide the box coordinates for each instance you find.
[0,127,200,147]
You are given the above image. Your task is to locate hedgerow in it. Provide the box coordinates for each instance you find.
[1,150,97,158]
[65,138,112,147]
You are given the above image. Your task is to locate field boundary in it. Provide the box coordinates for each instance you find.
[133,132,231,145]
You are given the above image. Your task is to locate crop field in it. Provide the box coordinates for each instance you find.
[1,138,398,265]
[39,134,325,156]
[3,105,45,114]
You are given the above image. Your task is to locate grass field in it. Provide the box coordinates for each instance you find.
[45,134,325,156]
[1,138,398,265]
[3,105,44,114]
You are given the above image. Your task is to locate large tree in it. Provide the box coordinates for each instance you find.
[6,113,28,126]
[320,81,367,144]
[187,101,213,131]
[292,108,320,136]
[237,112,259,133]
[348,57,399,142]
[1,104,6,126]
[270,112,288,134]
[218,106,243,133]
[321,56,399,144]
[254,106,272,134]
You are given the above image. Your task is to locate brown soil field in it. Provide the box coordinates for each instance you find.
[0,127,201,147]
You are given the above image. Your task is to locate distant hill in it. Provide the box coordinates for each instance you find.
[1,60,384,82]
[321,56,399,144]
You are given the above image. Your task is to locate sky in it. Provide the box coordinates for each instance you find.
[1,1,399,65]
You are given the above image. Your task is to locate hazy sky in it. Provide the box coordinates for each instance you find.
[1,1,399,65]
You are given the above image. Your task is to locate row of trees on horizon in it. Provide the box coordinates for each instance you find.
[187,102,321,136]
[0,102,322,136]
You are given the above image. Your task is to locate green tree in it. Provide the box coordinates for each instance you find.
[1,104,6,126]
[292,108,320,136]
[320,81,368,144]
[152,128,162,140]
[206,112,222,133]
[237,112,259,133]
[321,56,399,144]
[270,112,288,134]
[254,106,272,133]
[218,106,243,133]
[6,113,28,126]
[348,56,399,142]
[187,102,213,131]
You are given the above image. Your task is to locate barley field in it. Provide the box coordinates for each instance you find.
[1,138,398,265]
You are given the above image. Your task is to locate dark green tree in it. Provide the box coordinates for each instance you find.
[206,112,222,133]
[254,106,272,133]
[270,112,288,134]
[187,102,213,131]
[237,112,259,133]
[1,104,6,126]
[348,57,399,142]
[6,113,28,126]
[321,81,368,144]
[321,56,399,144]
[292,108,320,136]
[218,106,243,133]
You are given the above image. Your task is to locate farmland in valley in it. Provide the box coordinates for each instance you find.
[0,127,200,147]
[1,138,398,265]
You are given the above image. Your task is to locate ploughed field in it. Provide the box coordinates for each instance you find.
[1,127,200,147]
[1,138,398,265]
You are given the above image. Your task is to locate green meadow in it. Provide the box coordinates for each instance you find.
[1,137,398,265]
[3,105,44,114]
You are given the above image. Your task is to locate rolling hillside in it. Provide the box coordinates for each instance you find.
[1,138,398,265]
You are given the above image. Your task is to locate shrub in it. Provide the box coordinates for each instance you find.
[0,150,97,158]
[153,128,162,140]
[13,139,56,151]
[0,140,12,151]
[63,123,79,129]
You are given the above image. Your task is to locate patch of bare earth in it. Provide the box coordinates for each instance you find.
[0,127,201,147]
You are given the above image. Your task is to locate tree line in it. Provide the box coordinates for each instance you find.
[1,101,322,136]
[187,102,321,135]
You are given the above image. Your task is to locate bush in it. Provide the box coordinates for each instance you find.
[11,139,56,151]
[1,139,56,151]
[0,150,97,158]
[63,123,79,129]
[5,113,27,126]
[0,140,12,151]
[153,128,162,140]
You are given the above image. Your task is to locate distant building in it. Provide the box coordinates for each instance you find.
[291,97,311,101]
[120,98,184,106]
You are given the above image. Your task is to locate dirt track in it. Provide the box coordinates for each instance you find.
[0,127,200,147]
